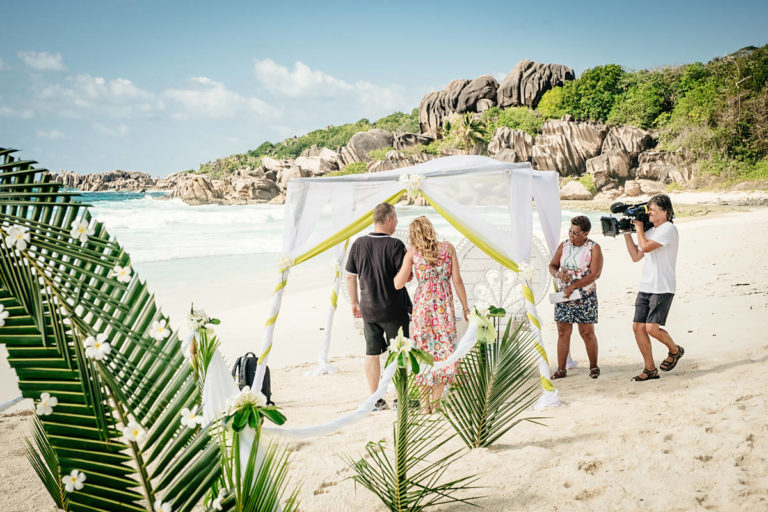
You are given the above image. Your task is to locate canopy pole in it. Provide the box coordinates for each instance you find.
[522,279,561,409]
[254,265,291,391]
[306,239,350,376]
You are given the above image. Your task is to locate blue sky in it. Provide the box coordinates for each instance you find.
[1,0,766,177]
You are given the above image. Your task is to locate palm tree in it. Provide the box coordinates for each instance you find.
[450,113,487,154]
[0,148,220,511]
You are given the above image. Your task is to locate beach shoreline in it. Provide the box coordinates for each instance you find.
[1,200,768,511]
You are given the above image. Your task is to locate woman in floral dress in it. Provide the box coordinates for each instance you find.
[394,216,469,413]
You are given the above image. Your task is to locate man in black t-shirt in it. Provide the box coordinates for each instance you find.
[346,203,411,411]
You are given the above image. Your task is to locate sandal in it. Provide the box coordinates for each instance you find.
[551,369,567,379]
[589,367,600,379]
[660,345,685,372]
[631,368,660,381]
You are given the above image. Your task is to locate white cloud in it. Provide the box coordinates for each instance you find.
[164,77,276,120]
[252,59,416,115]
[93,123,129,137]
[37,129,66,139]
[37,74,159,118]
[18,51,66,71]
[0,105,34,119]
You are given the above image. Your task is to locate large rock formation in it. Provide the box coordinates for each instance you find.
[338,129,395,166]
[559,180,593,200]
[635,150,694,185]
[532,116,608,175]
[585,149,631,189]
[393,132,434,150]
[488,127,534,162]
[367,150,436,173]
[601,125,656,165]
[55,170,155,192]
[456,75,499,113]
[418,79,471,139]
[497,60,575,108]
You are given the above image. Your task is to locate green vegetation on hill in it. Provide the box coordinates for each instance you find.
[194,45,767,185]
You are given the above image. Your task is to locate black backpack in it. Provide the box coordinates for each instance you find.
[231,352,274,405]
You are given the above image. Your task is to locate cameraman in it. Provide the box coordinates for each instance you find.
[624,194,684,381]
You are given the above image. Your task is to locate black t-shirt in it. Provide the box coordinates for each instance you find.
[346,232,411,323]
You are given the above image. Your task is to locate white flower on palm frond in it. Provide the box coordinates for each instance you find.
[154,499,172,512]
[84,333,112,360]
[0,304,9,327]
[4,224,31,251]
[35,392,58,416]
[109,265,132,283]
[149,319,171,341]
[212,488,228,510]
[121,420,146,444]
[70,219,95,243]
[179,405,204,428]
[230,386,267,413]
[388,334,415,354]
[62,469,86,492]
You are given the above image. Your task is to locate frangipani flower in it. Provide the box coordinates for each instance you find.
[84,333,112,360]
[62,469,86,492]
[388,333,415,355]
[212,488,228,510]
[121,419,146,444]
[36,392,58,416]
[517,261,537,282]
[70,219,95,243]
[0,304,9,327]
[186,305,218,331]
[4,224,31,251]
[154,499,172,512]
[180,405,204,428]
[109,265,132,283]
[149,319,171,341]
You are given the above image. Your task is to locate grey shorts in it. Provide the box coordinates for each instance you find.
[633,292,674,326]
[363,320,409,356]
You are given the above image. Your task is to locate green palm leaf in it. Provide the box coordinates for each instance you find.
[442,319,544,448]
[0,148,220,511]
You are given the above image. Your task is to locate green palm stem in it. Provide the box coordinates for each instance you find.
[99,365,157,510]
[393,366,409,509]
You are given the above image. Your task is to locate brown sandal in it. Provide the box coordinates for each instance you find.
[551,369,567,379]
[631,368,659,381]
[660,345,685,372]
[589,367,600,379]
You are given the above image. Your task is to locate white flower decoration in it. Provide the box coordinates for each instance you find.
[149,319,171,341]
[154,499,172,512]
[109,265,132,283]
[398,173,424,198]
[70,219,95,243]
[4,224,31,251]
[36,392,58,416]
[84,333,112,360]
[186,308,209,331]
[0,304,9,327]
[62,469,86,492]
[212,488,228,510]
[388,334,415,355]
[121,419,146,444]
[180,405,204,428]
[276,254,293,272]
[474,303,491,317]
[517,261,537,282]
[229,386,267,413]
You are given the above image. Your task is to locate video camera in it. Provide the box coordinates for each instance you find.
[600,202,654,237]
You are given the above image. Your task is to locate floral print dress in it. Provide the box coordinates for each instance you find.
[412,243,458,386]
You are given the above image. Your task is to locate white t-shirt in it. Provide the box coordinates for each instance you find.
[639,221,679,294]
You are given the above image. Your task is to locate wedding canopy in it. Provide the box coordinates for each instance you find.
[250,155,564,412]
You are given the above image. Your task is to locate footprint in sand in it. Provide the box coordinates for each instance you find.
[577,460,601,475]
[313,480,337,495]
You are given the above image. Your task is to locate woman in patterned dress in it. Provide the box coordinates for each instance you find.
[394,216,469,413]
[547,215,603,379]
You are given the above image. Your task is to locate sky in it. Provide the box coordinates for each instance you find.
[1,0,766,177]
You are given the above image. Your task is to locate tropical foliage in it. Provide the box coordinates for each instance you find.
[0,148,221,511]
[347,328,480,511]
[442,309,543,448]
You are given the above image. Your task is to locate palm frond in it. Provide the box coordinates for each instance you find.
[25,414,68,510]
[0,148,220,511]
[347,367,481,511]
[442,319,544,448]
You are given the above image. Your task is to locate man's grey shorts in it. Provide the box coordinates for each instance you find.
[363,320,410,356]
[633,292,674,326]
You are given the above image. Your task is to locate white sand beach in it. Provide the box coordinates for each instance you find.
[2,201,768,511]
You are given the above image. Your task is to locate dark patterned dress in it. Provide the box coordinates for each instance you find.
[412,243,458,387]
[554,239,599,324]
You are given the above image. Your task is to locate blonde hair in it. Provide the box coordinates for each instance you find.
[408,216,440,266]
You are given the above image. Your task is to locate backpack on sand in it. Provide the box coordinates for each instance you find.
[231,352,274,405]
